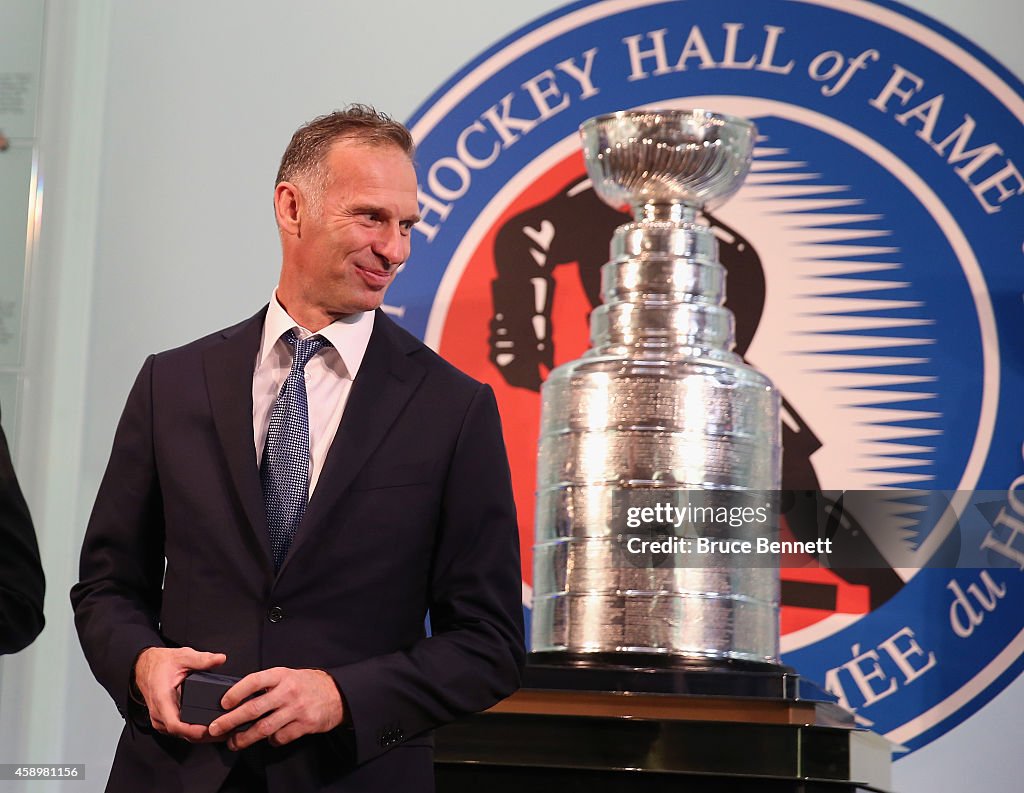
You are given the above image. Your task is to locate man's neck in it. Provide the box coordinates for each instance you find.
[275,294,355,333]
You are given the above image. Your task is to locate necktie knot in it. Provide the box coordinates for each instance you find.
[284,330,328,373]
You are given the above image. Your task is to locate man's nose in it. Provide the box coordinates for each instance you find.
[373,223,409,267]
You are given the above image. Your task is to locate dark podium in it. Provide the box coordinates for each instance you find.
[434,656,894,792]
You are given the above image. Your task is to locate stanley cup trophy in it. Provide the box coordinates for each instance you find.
[531,109,783,669]
[437,111,888,791]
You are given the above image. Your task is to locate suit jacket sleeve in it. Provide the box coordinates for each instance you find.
[0,405,45,655]
[329,382,525,764]
[70,356,167,717]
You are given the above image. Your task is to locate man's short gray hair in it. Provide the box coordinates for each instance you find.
[275,104,415,213]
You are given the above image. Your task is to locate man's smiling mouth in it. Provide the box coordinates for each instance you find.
[355,264,393,286]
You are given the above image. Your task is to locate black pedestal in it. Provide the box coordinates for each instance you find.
[434,656,893,792]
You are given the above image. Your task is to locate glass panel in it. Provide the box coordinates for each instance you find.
[0,372,18,448]
[0,0,45,139]
[0,145,33,367]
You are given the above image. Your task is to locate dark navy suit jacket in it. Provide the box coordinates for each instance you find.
[71,308,525,792]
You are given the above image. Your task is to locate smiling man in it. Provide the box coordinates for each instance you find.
[71,106,525,793]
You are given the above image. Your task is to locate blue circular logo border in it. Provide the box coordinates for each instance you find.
[399,0,1024,752]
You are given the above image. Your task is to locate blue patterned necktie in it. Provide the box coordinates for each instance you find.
[261,330,329,569]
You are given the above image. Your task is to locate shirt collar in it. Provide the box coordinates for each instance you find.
[258,291,375,379]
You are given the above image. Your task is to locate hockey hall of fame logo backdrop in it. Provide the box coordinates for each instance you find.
[386,0,1024,751]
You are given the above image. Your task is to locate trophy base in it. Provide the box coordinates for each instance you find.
[525,651,822,701]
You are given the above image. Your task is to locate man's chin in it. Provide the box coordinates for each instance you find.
[345,289,389,315]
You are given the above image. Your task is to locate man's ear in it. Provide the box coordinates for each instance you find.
[274,181,302,236]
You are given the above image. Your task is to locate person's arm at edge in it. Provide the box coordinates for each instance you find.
[0,404,45,655]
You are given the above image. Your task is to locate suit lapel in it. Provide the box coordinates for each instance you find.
[203,308,274,571]
[278,311,425,576]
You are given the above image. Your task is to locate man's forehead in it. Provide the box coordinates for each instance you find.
[326,138,414,168]
[322,142,418,215]
[326,141,416,188]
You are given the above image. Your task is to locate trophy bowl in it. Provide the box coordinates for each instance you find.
[580,109,756,214]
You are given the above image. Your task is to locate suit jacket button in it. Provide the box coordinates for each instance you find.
[268,606,284,623]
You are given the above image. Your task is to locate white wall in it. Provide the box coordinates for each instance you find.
[1,1,1020,790]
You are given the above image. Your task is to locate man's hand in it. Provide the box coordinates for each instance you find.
[134,646,227,741]
[208,668,344,750]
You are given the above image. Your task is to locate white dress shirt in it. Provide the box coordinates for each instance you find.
[252,293,375,496]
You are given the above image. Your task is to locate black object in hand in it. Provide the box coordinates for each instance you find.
[179,671,245,727]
